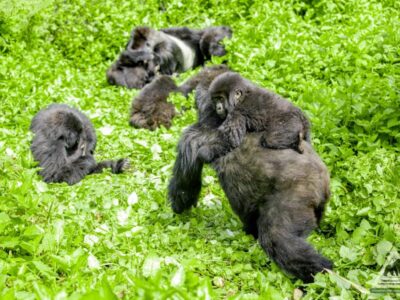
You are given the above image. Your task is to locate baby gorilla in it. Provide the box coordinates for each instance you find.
[198,72,311,162]
[129,76,177,130]
[30,104,129,185]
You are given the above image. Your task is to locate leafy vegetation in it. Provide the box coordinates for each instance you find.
[0,0,399,299]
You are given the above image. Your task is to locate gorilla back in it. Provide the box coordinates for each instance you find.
[169,130,332,282]
[214,135,332,282]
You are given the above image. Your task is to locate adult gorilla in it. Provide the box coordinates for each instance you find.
[168,68,333,282]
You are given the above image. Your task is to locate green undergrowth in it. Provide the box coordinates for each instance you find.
[0,0,399,299]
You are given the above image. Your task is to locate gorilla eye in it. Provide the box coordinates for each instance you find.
[235,90,242,98]
[213,96,224,102]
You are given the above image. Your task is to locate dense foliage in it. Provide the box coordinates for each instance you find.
[0,0,399,298]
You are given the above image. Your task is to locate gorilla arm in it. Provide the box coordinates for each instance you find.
[89,159,129,175]
[195,110,247,163]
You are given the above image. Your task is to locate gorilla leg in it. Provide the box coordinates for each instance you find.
[260,115,310,153]
[257,195,332,283]
[239,210,259,238]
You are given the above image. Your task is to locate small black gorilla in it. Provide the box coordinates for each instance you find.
[30,104,129,185]
[198,72,311,162]
[129,75,177,130]
[107,26,232,89]
[168,70,332,282]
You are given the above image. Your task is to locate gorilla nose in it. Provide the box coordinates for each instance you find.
[216,103,225,116]
[80,144,87,157]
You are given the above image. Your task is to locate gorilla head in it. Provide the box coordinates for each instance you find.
[200,26,232,58]
[208,72,249,119]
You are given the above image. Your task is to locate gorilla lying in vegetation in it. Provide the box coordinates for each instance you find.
[30,104,129,185]
[129,75,177,130]
[168,67,332,282]
[128,65,231,131]
[107,26,232,89]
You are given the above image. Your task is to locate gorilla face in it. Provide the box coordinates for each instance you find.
[209,72,248,118]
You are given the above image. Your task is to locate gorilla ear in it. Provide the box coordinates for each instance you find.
[232,88,244,106]
[130,27,150,49]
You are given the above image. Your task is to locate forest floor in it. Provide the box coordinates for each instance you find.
[0,0,399,299]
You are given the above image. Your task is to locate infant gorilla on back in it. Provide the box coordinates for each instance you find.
[168,66,332,283]
[198,71,311,162]
[30,104,129,185]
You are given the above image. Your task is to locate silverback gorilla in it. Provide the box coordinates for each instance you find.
[30,104,129,185]
[107,26,232,89]
[168,67,333,282]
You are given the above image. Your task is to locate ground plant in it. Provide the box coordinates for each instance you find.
[0,0,399,299]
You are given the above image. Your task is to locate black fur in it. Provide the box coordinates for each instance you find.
[30,104,129,185]
[128,65,230,131]
[198,72,311,162]
[129,75,177,130]
[168,69,332,282]
[106,49,156,89]
[178,64,231,100]
[107,26,232,89]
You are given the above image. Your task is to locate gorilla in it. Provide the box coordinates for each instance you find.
[198,72,311,162]
[129,75,177,130]
[106,49,157,89]
[30,104,129,185]
[178,64,231,99]
[168,69,333,282]
[128,65,230,130]
[107,26,232,89]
